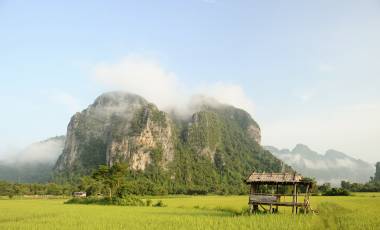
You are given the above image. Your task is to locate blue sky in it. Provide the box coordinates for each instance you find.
[0,0,379,162]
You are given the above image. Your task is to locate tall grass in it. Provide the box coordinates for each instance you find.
[0,194,379,229]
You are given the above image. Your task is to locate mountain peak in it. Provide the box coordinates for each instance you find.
[93,91,148,108]
[292,144,312,153]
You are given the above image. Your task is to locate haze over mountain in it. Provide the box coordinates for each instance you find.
[0,136,65,182]
[265,144,374,186]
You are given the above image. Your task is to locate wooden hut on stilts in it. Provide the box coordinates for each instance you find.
[245,172,313,214]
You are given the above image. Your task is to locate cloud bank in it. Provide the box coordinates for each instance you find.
[1,137,65,165]
[93,55,256,117]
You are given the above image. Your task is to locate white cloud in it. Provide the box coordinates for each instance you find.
[93,55,186,112]
[48,90,82,114]
[196,82,255,115]
[92,55,256,117]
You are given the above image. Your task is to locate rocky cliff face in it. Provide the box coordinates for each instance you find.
[55,91,275,177]
[55,92,175,173]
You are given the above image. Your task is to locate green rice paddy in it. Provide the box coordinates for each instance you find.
[0,193,379,230]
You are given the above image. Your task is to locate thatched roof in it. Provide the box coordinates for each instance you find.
[245,172,309,184]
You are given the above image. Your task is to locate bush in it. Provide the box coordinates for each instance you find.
[152,200,166,207]
[186,188,208,195]
[322,188,350,196]
[64,196,145,206]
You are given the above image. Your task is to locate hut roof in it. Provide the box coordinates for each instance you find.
[245,172,308,184]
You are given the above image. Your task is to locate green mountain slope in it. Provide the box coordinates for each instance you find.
[54,92,289,193]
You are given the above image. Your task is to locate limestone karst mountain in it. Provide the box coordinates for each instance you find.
[54,91,287,191]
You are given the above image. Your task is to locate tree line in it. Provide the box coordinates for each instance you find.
[2,162,379,198]
[340,162,380,192]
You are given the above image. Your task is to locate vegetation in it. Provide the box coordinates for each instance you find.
[1,194,380,229]
[340,163,380,192]
[322,188,350,196]
[0,180,73,198]
[65,196,145,206]
[341,180,380,192]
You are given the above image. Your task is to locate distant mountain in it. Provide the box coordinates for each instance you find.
[265,144,375,186]
[0,136,65,182]
[54,91,289,193]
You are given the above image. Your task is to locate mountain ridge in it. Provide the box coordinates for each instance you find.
[265,144,374,185]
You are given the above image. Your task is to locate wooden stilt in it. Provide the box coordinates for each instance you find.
[275,184,279,213]
[304,184,310,214]
[292,183,296,214]
[296,185,298,214]
[269,204,273,214]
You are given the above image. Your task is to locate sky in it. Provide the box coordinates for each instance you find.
[0,0,379,163]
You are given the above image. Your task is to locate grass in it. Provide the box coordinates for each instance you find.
[0,193,379,229]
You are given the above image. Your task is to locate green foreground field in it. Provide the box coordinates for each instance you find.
[1,193,379,230]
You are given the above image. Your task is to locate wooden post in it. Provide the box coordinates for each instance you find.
[249,183,259,213]
[275,184,279,213]
[304,184,310,214]
[254,184,259,212]
[269,203,273,214]
[249,183,253,214]
[295,185,298,214]
[292,183,297,214]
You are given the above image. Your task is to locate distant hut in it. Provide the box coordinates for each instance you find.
[73,191,87,198]
[245,171,313,214]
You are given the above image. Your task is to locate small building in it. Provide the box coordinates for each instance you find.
[73,191,87,198]
[245,171,313,214]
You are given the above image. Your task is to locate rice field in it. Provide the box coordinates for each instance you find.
[0,193,379,230]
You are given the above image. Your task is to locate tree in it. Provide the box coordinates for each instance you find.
[375,162,380,182]
[318,183,331,193]
[91,163,129,198]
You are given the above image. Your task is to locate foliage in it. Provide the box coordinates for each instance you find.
[0,180,74,197]
[317,183,331,194]
[65,196,145,206]
[152,200,166,207]
[340,166,380,192]
[322,188,350,196]
[341,180,380,192]
[90,163,129,198]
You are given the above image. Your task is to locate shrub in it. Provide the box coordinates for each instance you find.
[153,200,166,207]
[64,196,145,206]
[322,188,350,196]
